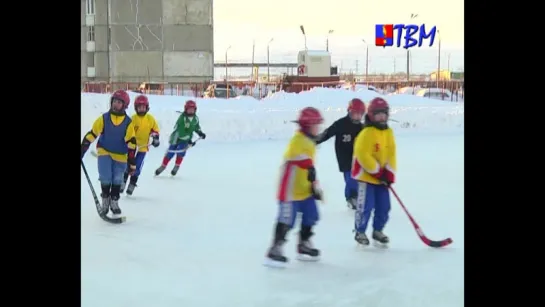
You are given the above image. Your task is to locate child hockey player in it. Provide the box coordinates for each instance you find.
[316,98,365,209]
[155,100,206,176]
[81,89,137,216]
[121,95,160,195]
[351,97,396,246]
[265,107,325,267]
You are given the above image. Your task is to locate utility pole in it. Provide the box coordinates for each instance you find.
[362,39,369,85]
[251,40,255,81]
[355,60,359,75]
[267,38,274,82]
[437,30,441,87]
[225,45,231,96]
[326,29,334,51]
[407,13,418,81]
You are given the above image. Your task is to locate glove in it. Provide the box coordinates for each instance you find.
[151,134,160,148]
[81,139,91,159]
[307,166,317,182]
[127,150,137,175]
[188,140,197,147]
[197,131,206,140]
[372,167,395,186]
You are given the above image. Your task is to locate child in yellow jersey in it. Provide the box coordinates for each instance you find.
[351,97,397,247]
[81,90,137,217]
[264,107,325,268]
[121,95,161,195]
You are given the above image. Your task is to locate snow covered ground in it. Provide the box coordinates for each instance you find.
[81,89,464,307]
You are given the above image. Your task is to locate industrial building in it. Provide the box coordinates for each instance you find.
[81,0,214,84]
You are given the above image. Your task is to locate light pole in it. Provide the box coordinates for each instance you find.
[267,38,274,82]
[251,40,255,81]
[225,45,231,81]
[225,45,231,97]
[407,13,418,81]
[299,25,307,50]
[362,39,369,84]
[326,29,334,51]
[437,30,441,87]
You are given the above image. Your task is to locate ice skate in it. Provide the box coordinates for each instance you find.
[109,197,122,216]
[264,241,288,268]
[372,230,389,248]
[297,239,320,261]
[171,165,180,176]
[100,194,110,215]
[355,231,370,246]
[126,183,136,195]
[155,165,166,176]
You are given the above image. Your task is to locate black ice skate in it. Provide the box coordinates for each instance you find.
[297,227,320,261]
[100,193,110,215]
[171,165,180,176]
[372,230,389,247]
[297,240,320,261]
[109,196,122,215]
[155,165,166,176]
[264,241,288,268]
[126,183,136,195]
[355,231,370,245]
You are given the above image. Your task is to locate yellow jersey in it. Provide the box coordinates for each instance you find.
[131,113,160,152]
[351,126,397,185]
[277,131,317,202]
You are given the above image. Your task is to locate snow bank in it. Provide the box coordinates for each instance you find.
[81,88,464,143]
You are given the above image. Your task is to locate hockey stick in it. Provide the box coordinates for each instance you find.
[81,160,126,224]
[389,186,452,248]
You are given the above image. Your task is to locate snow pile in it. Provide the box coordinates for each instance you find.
[81,88,464,143]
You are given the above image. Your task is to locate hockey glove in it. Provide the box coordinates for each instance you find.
[188,140,197,147]
[81,139,91,159]
[127,150,137,175]
[307,166,317,182]
[372,168,395,186]
[151,133,160,148]
[197,131,206,140]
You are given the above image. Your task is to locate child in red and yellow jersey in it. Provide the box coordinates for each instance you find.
[265,107,325,268]
[121,95,160,195]
[351,97,397,246]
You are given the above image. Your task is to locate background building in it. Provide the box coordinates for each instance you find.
[81,0,214,84]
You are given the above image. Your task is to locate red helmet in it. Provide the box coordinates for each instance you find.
[134,95,149,114]
[348,98,366,113]
[368,97,389,115]
[296,107,324,128]
[185,100,197,112]
[111,90,130,110]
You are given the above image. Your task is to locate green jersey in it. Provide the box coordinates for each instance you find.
[169,113,202,144]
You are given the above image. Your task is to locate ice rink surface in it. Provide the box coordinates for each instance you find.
[82,131,463,307]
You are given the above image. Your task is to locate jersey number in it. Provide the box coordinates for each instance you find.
[342,134,351,143]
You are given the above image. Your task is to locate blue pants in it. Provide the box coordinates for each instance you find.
[343,171,358,200]
[354,182,391,233]
[165,142,189,160]
[97,155,127,185]
[126,152,147,177]
[277,197,319,228]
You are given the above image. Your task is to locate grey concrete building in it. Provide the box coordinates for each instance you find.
[81,0,214,84]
